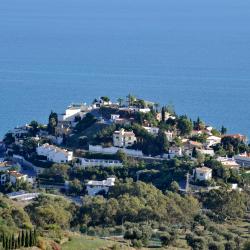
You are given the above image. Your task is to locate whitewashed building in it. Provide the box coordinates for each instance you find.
[143,126,159,136]
[197,149,215,156]
[113,129,137,148]
[163,146,183,159]
[0,171,28,185]
[86,177,115,196]
[58,103,89,123]
[193,167,212,181]
[217,156,240,170]
[36,143,73,163]
[206,136,221,148]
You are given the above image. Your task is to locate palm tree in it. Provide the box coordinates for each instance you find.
[127,94,136,106]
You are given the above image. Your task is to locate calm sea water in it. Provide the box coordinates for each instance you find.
[0,0,250,139]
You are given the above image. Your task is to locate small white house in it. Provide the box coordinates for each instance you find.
[163,146,183,159]
[217,156,240,170]
[58,103,89,123]
[0,171,28,185]
[143,126,159,136]
[86,177,115,196]
[193,167,212,181]
[110,114,120,121]
[113,129,137,148]
[9,171,28,184]
[206,136,221,148]
[197,149,215,157]
[36,143,73,163]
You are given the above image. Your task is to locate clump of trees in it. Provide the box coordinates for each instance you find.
[75,113,97,133]
[78,180,200,228]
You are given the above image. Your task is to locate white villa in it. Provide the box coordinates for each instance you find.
[110,114,120,121]
[163,146,183,159]
[86,177,115,196]
[113,129,137,148]
[76,158,123,168]
[193,167,212,181]
[58,103,90,123]
[206,136,221,148]
[143,126,159,136]
[0,171,28,185]
[36,143,73,163]
[197,149,215,156]
[217,156,240,170]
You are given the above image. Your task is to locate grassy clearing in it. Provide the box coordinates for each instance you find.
[61,236,113,250]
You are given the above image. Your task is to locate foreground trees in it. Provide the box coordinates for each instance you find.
[79,181,200,228]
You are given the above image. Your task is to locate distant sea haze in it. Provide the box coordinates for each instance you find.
[0,0,249,139]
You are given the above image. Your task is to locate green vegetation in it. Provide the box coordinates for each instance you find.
[2,95,250,249]
[61,236,113,250]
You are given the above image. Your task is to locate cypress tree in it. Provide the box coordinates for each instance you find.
[25,230,29,247]
[8,237,11,250]
[17,232,21,249]
[29,229,33,247]
[4,235,8,250]
[11,234,14,249]
[21,230,25,247]
[2,233,5,249]
[33,229,37,246]
[161,107,166,122]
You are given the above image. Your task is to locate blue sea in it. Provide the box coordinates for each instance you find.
[0,0,250,139]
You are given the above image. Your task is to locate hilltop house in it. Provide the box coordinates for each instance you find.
[36,143,73,163]
[86,177,115,196]
[113,129,137,148]
[58,103,89,124]
[0,171,28,185]
[143,126,159,136]
[206,136,221,148]
[183,140,203,156]
[217,156,240,170]
[163,146,183,159]
[193,167,212,181]
[110,114,133,126]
